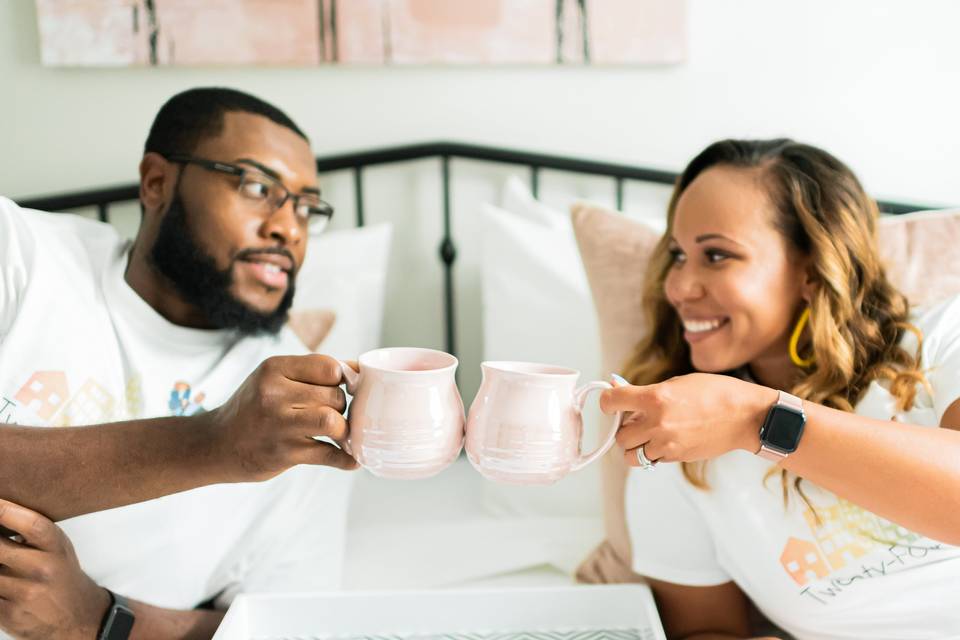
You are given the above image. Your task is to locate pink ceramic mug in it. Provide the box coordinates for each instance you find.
[339,348,464,480]
[465,361,623,485]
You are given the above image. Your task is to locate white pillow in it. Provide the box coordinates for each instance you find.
[481,205,599,378]
[502,175,569,230]
[291,223,392,360]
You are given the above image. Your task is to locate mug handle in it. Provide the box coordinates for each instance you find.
[336,360,360,457]
[338,360,360,396]
[570,381,622,472]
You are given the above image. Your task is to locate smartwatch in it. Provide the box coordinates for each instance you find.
[756,390,806,462]
[98,590,135,640]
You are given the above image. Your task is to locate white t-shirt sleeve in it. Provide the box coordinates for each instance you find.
[0,198,34,340]
[922,296,960,424]
[214,467,355,608]
[625,464,731,586]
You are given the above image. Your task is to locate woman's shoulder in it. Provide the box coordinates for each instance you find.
[911,294,960,356]
[853,295,960,424]
[907,294,960,423]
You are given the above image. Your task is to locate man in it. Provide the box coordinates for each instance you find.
[0,87,358,639]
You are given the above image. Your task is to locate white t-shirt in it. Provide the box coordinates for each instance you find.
[0,197,354,617]
[626,295,960,640]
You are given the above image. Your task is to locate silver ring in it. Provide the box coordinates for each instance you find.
[636,445,656,471]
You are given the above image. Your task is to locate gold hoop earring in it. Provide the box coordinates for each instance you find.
[789,307,815,368]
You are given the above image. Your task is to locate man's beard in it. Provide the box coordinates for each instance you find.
[149,193,296,337]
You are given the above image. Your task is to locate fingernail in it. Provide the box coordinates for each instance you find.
[610,373,630,387]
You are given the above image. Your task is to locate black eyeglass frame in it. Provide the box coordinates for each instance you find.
[163,154,334,233]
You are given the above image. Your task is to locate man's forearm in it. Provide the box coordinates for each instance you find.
[0,413,225,521]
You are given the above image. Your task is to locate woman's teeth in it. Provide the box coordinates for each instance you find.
[683,318,725,333]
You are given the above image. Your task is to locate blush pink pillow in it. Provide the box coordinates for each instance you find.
[877,209,960,308]
[287,309,338,352]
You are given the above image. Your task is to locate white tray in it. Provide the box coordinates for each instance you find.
[213,585,665,640]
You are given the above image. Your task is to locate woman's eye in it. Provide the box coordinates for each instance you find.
[668,248,686,265]
[705,250,728,264]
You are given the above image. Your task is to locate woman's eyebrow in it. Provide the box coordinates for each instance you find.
[695,233,744,247]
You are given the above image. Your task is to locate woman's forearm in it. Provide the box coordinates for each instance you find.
[753,398,960,545]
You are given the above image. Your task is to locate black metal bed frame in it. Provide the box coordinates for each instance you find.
[14,141,939,361]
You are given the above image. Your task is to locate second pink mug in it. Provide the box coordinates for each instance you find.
[465,361,623,485]
[340,347,464,480]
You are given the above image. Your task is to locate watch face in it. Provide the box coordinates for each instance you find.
[104,607,135,640]
[762,406,806,452]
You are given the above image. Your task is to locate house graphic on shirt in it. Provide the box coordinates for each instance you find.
[781,537,832,585]
[780,499,921,587]
[125,375,143,418]
[12,371,146,426]
[15,371,68,421]
[836,499,920,546]
[54,378,116,427]
[805,503,873,569]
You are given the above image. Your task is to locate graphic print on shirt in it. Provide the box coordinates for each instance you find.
[0,394,17,424]
[125,374,143,417]
[779,497,957,604]
[53,378,116,426]
[14,371,69,421]
[168,380,207,416]
[3,371,141,427]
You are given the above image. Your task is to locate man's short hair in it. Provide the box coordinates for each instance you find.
[144,87,308,157]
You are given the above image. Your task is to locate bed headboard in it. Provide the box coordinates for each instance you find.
[13,141,943,368]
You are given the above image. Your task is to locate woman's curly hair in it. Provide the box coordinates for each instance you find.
[621,139,926,506]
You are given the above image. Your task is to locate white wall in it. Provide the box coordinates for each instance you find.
[3,0,959,203]
[3,0,959,401]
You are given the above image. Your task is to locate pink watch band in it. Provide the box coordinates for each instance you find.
[756,390,804,462]
[777,390,804,412]
[757,444,788,462]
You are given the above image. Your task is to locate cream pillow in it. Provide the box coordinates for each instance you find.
[572,204,960,583]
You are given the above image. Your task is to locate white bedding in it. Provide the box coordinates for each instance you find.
[342,457,601,590]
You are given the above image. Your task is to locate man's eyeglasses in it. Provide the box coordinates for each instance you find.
[164,154,333,236]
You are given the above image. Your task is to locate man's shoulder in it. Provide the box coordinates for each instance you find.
[7,197,121,244]
[2,196,124,267]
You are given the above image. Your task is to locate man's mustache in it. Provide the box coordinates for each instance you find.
[234,247,297,276]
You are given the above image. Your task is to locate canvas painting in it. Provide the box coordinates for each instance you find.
[36,0,686,67]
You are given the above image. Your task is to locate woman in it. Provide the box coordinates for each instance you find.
[599,139,960,639]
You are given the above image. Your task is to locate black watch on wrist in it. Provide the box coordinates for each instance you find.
[98,589,135,640]
[756,390,807,462]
